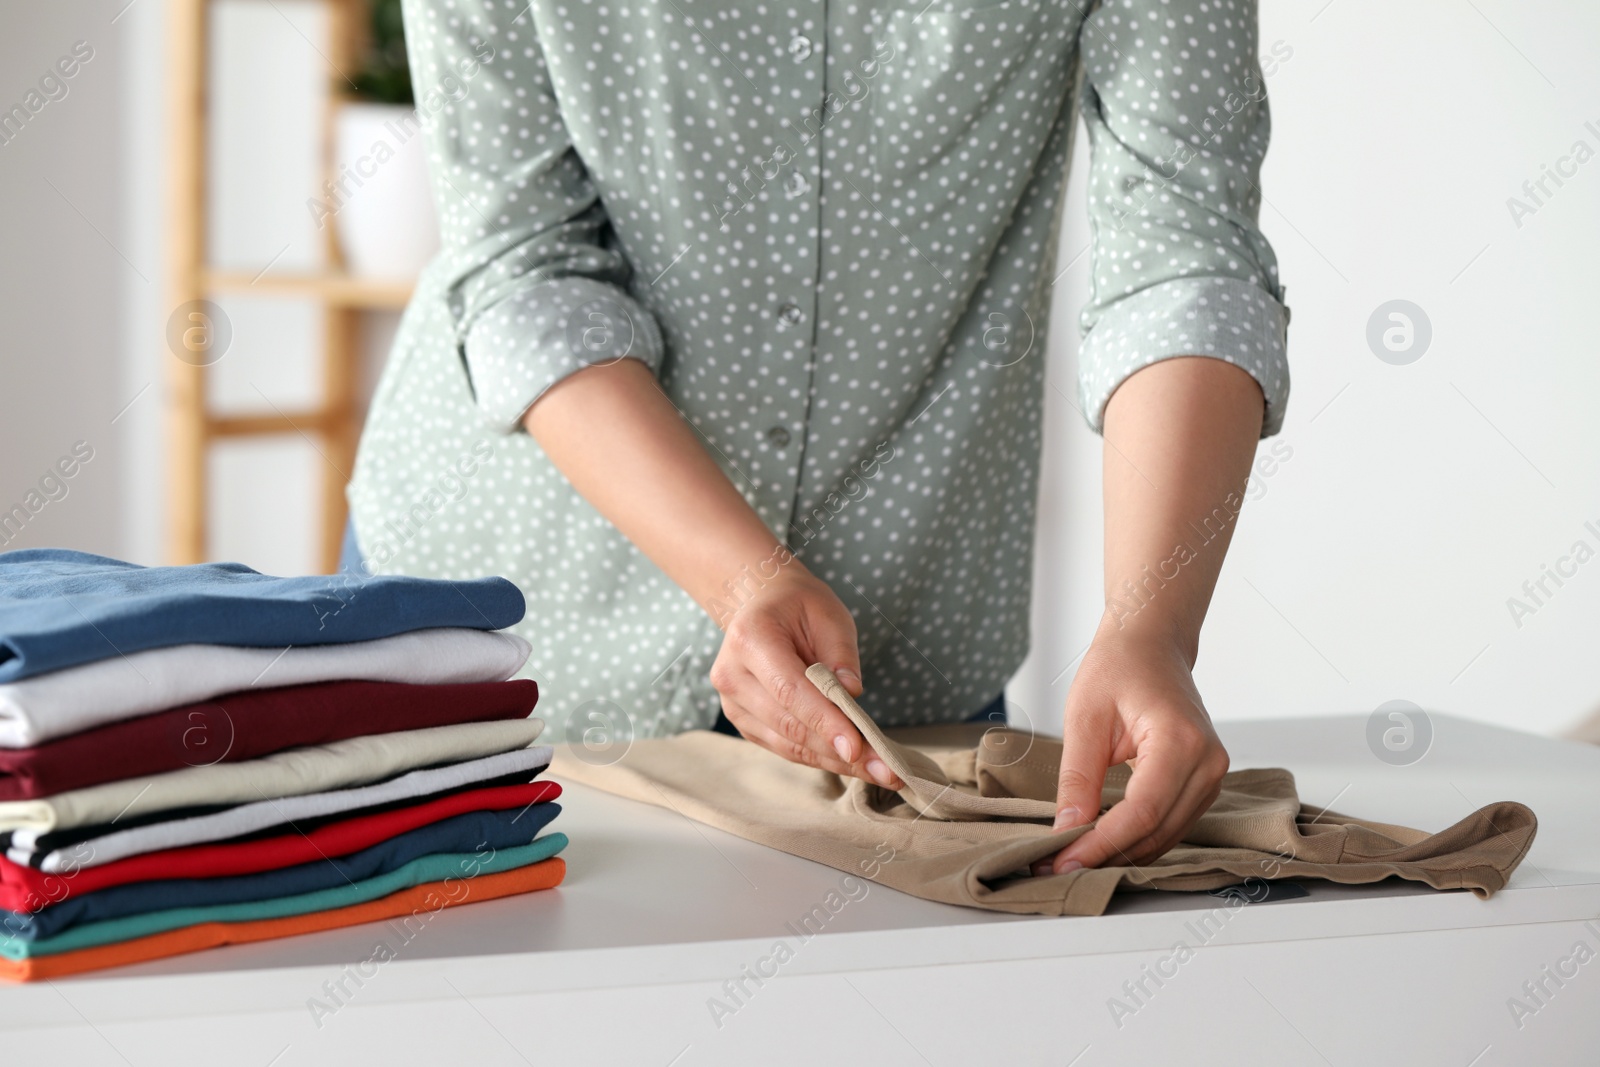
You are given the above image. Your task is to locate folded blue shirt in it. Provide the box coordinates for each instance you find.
[0,803,560,941]
[0,548,525,682]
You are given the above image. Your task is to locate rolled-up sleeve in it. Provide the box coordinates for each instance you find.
[1075,0,1290,437]
[403,0,665,433]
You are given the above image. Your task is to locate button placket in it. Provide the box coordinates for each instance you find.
[764,10,824,535]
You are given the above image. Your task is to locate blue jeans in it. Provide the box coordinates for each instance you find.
[710,692,1005,737]
[338,518,364,575]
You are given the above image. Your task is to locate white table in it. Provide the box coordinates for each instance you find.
[0,714,1595,1066]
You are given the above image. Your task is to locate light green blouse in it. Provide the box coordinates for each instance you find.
[349,0,1290,735]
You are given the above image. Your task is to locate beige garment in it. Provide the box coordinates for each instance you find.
[0,718,544,834]
[553,666,1537,916]
[1563,704,1600,745]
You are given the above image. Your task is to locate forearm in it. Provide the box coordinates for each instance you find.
[522,360,788,621]
[1100,357,1266,664]
[527,359,879,770]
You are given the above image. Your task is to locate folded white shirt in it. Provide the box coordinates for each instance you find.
[0,628,531,748]
[0,718,545,834]
[13,744,555,873]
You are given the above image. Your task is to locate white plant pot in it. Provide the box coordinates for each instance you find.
[331,101,439,279]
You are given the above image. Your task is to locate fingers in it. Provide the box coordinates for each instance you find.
[1034,705,1114,877]
[807,617,864,698]
[719,695,863,779]
[736,620,899,784]
[1111,770,1225,867]
[709,576,903,788]
[1100,735,1227,866]
[716,668,901,788]
[1052,733,1212,872]
[1051,701,1115,842]
[717,663,849,772]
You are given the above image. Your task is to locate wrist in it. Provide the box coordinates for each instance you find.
[1095,604,1198,668]
[700,543,815,629]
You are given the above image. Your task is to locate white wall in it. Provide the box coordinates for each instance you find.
[0,1,1594,735]
[0,7,127,555]
[1010,0,1600,738]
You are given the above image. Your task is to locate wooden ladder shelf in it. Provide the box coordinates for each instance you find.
[167,0,409,572]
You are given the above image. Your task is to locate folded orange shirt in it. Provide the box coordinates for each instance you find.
[1,856,564,981]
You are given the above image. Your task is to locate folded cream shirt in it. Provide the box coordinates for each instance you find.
[0,718,544,833]
[0,628,531,748]
[15,745,554,872]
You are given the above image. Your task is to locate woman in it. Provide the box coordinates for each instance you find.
[347,0,1291,874]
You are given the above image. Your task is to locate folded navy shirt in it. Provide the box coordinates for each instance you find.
[0,803,561,941]
[0,549,525,682]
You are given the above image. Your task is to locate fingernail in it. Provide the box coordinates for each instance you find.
[866,759,894,787]
[837,668,862,691]
[1054,858,1084,875]
[1030,860,1052,877]
[832,736,852,762]
[1052,807,1082,832]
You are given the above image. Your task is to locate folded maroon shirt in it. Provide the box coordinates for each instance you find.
[0,679,538,800]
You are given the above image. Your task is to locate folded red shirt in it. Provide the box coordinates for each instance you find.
[0,678,539,800]
[0,779,561,913]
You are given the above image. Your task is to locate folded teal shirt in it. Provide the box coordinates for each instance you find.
[1,832,567,959]
[0,548,525,681]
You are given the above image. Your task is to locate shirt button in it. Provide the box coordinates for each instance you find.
[775,303,804,329]
[788,34,812,62]
[767,426,792,448]
[783,171,810,199]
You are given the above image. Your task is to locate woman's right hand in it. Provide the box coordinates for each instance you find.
[709,563,904,789]
[522,360,899,786]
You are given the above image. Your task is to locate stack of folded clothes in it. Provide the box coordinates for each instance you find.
[0,548,565,981]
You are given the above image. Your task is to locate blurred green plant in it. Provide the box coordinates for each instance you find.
[350,0,412,105]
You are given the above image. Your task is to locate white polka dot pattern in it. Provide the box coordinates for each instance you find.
[1079,276,1289,434]
[1077,0,1290,430]
[349,0,1291,735]
[464,277,666,431]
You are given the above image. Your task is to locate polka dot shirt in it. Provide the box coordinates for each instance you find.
[350,0,1291,736]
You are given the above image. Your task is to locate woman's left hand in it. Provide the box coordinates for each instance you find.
[1037,618,1230,874]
